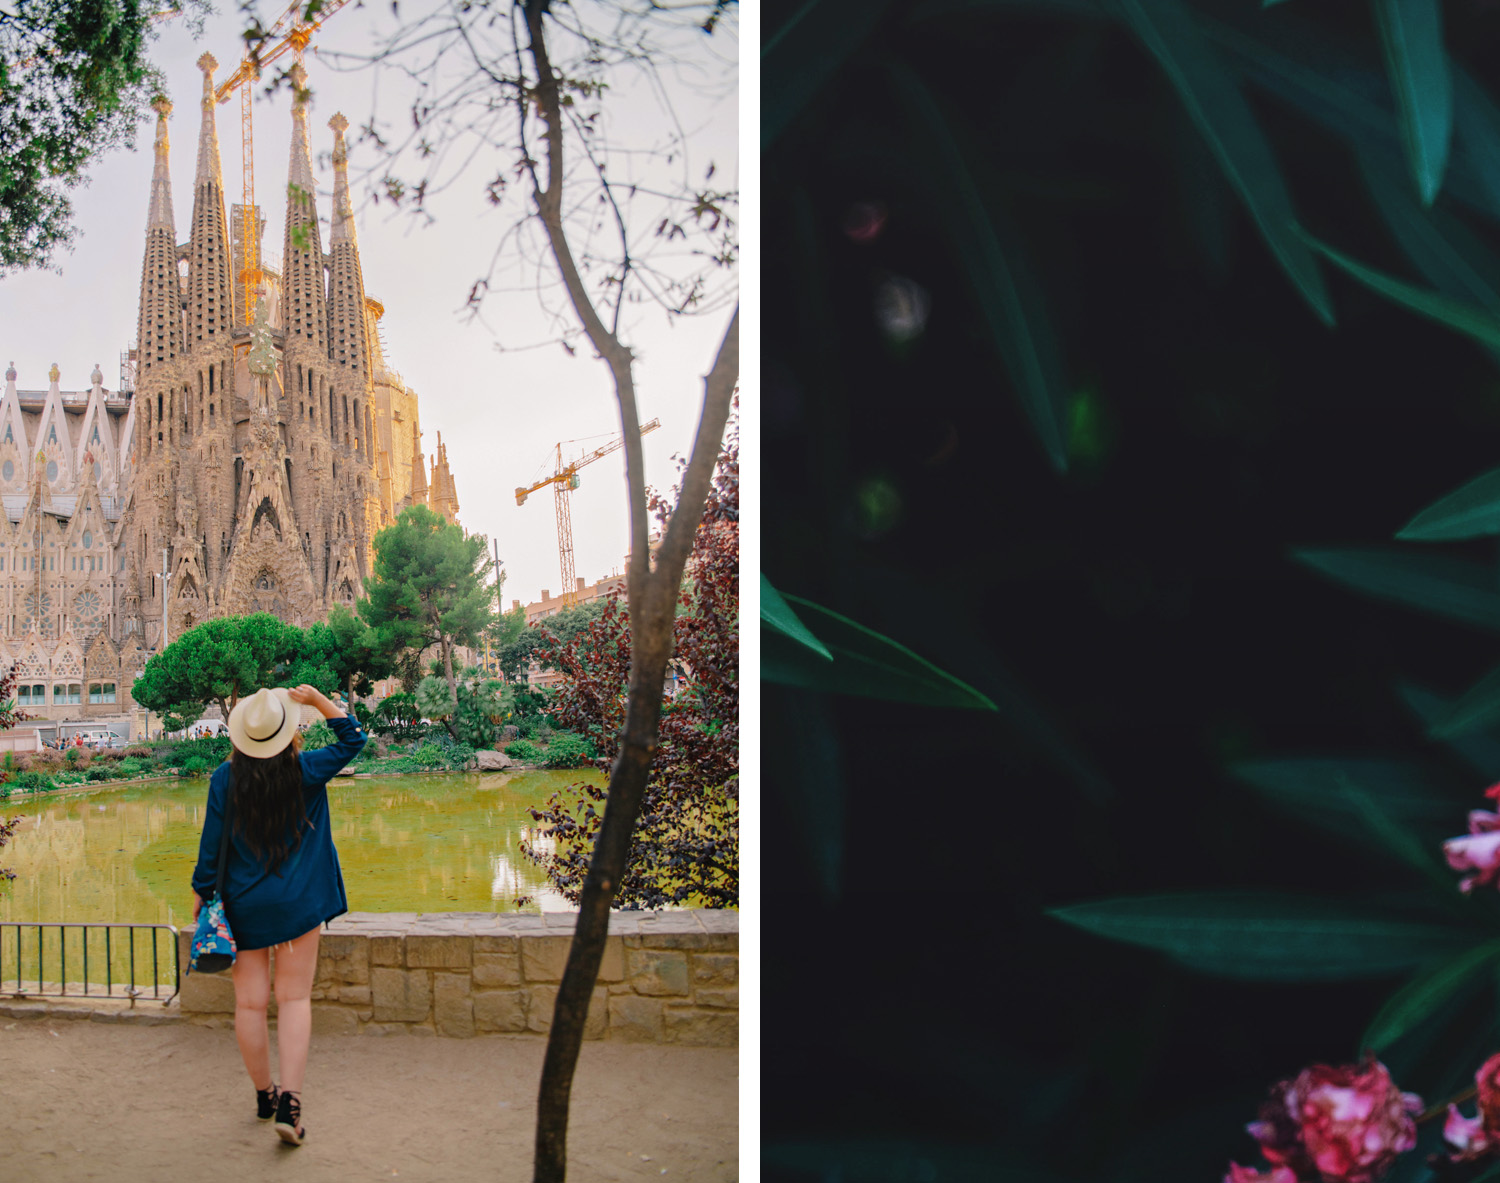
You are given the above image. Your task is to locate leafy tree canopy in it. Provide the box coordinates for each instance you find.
[0,0,209,273]
[359,505,492,699]
[286,604,391,698]
[131,612,300,729]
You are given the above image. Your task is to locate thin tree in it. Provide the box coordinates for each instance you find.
[266,2,738,1173]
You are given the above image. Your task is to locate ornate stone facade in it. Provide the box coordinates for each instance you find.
[0,56,462,726]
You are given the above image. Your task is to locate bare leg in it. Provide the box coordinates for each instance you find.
[231,947,273,1090]
[271,926,322,1097]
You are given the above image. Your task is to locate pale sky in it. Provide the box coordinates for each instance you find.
[0,1,739,613]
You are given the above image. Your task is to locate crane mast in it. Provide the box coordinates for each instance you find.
[516,419,662,608]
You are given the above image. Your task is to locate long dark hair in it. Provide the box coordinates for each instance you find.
[230,734,306,873]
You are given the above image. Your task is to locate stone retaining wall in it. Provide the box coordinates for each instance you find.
[176,910,737,1046]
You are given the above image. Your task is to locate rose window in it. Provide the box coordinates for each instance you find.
[24,591,52,637]
[74,589,102,638]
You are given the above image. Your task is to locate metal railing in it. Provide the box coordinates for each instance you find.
[0,923,179,1006]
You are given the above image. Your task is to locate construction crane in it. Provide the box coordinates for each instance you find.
[213,0,354,331]
[516,419,662,608]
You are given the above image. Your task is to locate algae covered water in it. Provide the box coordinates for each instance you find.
[0,769,603,930]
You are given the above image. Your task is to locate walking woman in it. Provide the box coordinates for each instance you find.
[191,684,365,1146]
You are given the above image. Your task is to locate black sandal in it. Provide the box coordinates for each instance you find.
[256,1083,279,1121]
[274,1089,306,1146]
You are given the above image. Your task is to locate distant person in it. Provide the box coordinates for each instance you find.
[190,684,365,1146]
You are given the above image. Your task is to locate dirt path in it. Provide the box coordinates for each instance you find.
[3,1020,738,1182]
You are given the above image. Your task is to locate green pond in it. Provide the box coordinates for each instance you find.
[0,770,601,991]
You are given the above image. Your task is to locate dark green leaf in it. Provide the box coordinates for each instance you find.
[1234,758,1464,834]
[1304,233,1500,351]
[1293,547,1500,634]
[1049,892,1475,980]
[1374,0,1452,205]
[1453,66,1500,218]
[887,61,1071,472]
[760,573,831,660]
[1363,941,1500,1050]
[1397,682,1500,780]
[762,594,998,711]
[1398,467,1500,541]
[762,0,895,150]
[1114,0,1333,324]
[1427,663,1500,740]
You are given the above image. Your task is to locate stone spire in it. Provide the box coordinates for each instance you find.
[137,97,183,374]
[281,63,327,351]
[326,112,371,382]
[188,54,233,349]
[429,431,459,523]
[409,423,427,504]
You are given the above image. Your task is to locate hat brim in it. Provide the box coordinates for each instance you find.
[227,688,299,758]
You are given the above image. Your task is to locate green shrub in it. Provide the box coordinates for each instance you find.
[543,732,595,770]
[409,742,446,769]
[300,721,336,751]
[180,756,211,777]
[85,766,111,782]
[164,736,231,768]
[504,739,545,763]
[15,770,52,792]
[122,745,152,760]
[115,759,145,778]
[63,746,80,766]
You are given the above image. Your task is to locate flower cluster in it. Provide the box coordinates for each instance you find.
[1226,1056,1421,1183]
[1442,1052,1500,1164]
[1442,783,1500,893]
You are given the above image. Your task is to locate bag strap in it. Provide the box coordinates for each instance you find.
[214,779,234,901]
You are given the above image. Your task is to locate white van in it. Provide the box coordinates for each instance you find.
[78,729,126,750]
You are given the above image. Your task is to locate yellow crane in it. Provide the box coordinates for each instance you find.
[516,419,662,607]
[213,0,354,331]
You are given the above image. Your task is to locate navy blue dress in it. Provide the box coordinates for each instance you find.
[190,714,366,950]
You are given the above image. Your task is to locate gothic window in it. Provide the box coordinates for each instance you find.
[46,460,57,482]
[24,590,53,637]
[74,589,102,639]
[82,530,91,549]
[93,462,101,482]
[89,683,116,704]
[90,425,99,445]
[3,426,12,444]
[46,425,55,445]
[337,580,355,604]
[2,461,12,481]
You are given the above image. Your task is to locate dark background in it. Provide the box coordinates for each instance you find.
[762,1,1500,1178]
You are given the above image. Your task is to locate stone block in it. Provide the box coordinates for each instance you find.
[180,969,236,1015]
[410,1024,435,1037]
[371,967,431,1023]
[321,934,370,985]
[694,910,739,933]
[405,935,472,969]
[641,932,717,951]
[433,973,475,1038]
[473,952,521,988]
[310,1005,359,1036]
[663,1006,738,1048]
[692,954,738,988]
[475,750,512,771]
[607,994,663,1043]
[520,935,573,983]
[473,989,527,1033]
[474,934,519,955]
[525,984,608,1040]
[340,985,371,1006]
[369,936,404,967]
[626,949,690,997]
[598,937,624,982]
[694,988,738,1009]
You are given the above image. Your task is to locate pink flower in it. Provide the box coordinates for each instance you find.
[1443,810,1500,892]
[1230,1056,1421,1183]
[1441,1051,1500,1163]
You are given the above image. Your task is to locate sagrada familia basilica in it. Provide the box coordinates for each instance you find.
[0,55,461,729]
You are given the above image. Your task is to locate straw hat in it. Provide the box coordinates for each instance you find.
[227,687,299,758]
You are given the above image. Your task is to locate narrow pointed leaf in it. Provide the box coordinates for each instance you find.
[1234,758,1463,835]
[1428,663,1500,739]
[1358,151,1500,323]
[760,573,831,660]
[762,0,895,150]
[1453,66,1500,219]
[1334,772,1461,890]
[1363,940,1500,1050]
[1397,682,1500,780]
[1049,892,1474,980]
[1304,234,1500,351]
[762,594,998,711]
[1115,0,1333,324]
[1374,0,1453,205]
[1293,548,1500,634]
[1398,467,1500,541]
[887,62,1071,472]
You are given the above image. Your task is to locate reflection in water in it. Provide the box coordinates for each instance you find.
[0,769,600,930]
